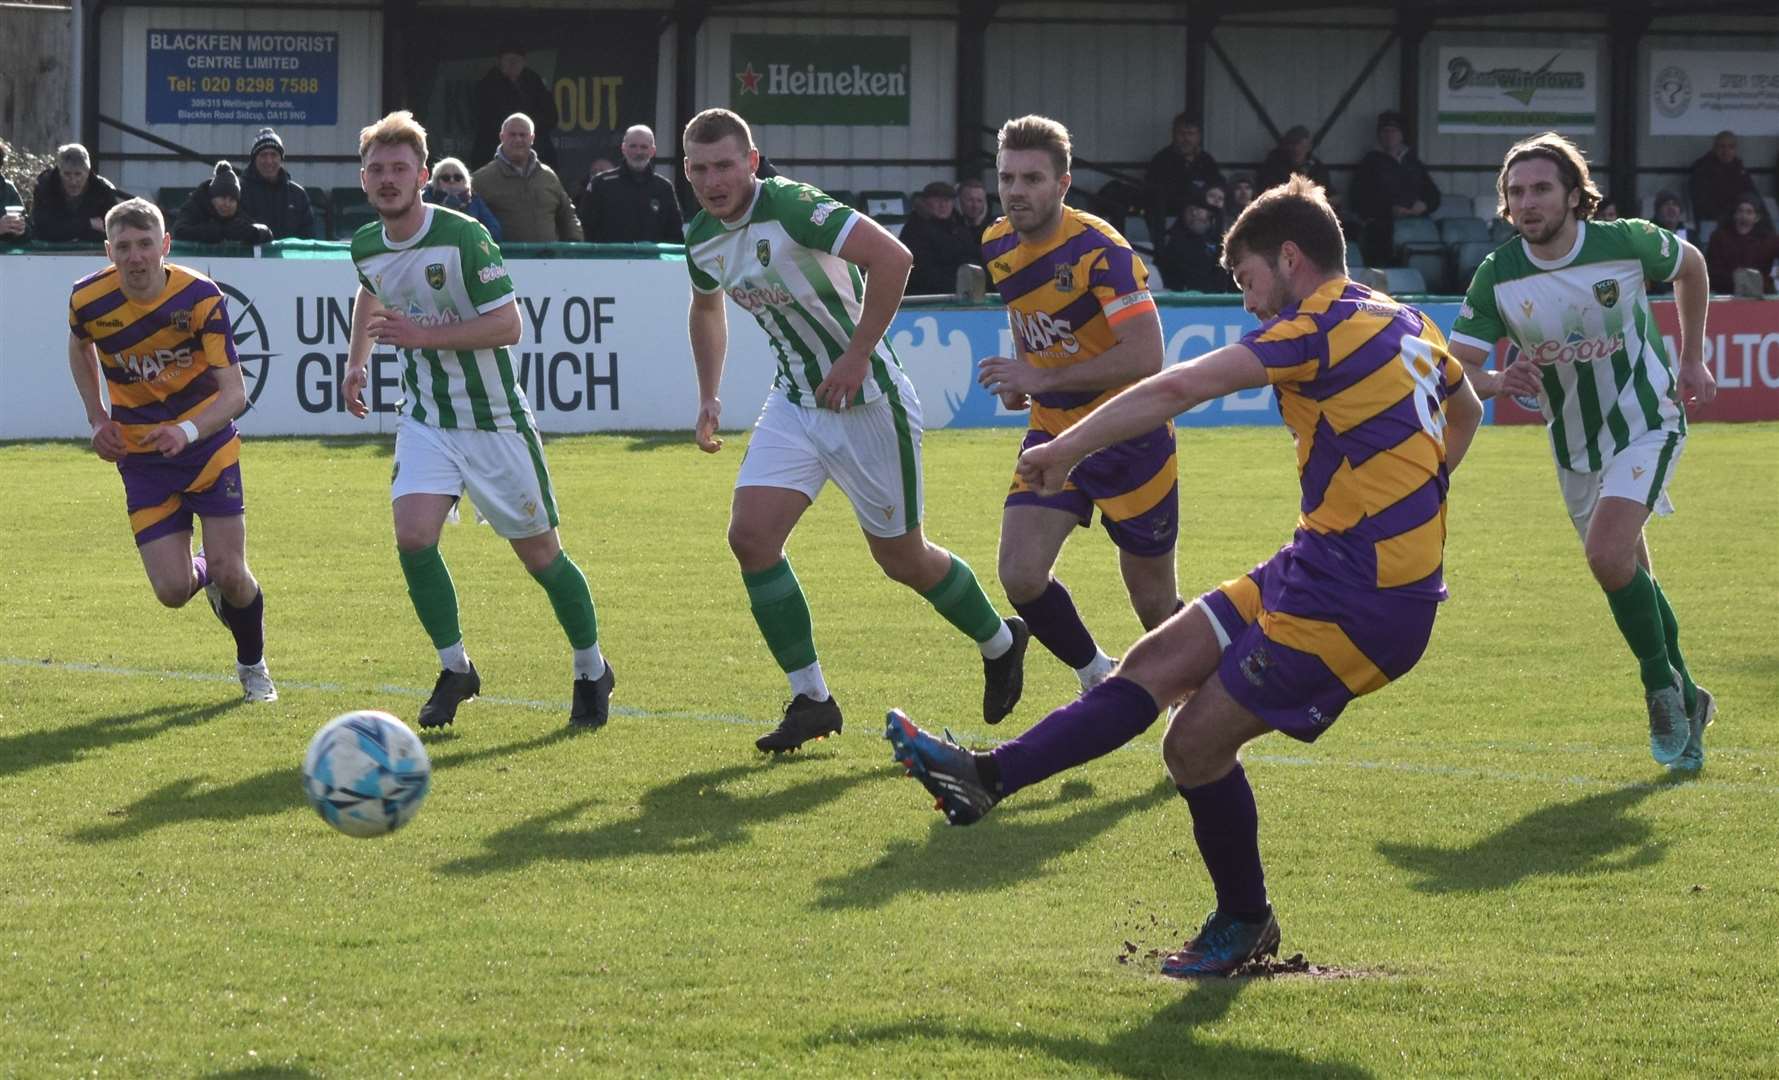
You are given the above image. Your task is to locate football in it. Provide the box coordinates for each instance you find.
[301,710,432,838]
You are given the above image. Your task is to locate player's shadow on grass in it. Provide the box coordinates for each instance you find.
[811,777,1174,910]
[622,433,689,452]
[67,728,577,844]
[436,763,874,876]
[315,435,394,457]
[810,979,1370,1079]
[1377,782,1668,894]
[200,1066,320,1080]
[0,698,241,780]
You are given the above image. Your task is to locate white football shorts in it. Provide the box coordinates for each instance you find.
[735,389,925,538]
[391,417,560,540]
[1557,427,1684,540]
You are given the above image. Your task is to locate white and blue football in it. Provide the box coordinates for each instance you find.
[302,711,432,838]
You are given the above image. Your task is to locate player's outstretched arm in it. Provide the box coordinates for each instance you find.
[812,216,912,410]
[1670,239,1716,407]
[1448,340,1507,400]
[1443,371,1484,474]
[342,285,385,419]
[1017,344,1267,493]
[689,288,729,452]
[66,331,124,461]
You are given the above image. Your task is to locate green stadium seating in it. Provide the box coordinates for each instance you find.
[329,187,375,240]
[157,186,197,216]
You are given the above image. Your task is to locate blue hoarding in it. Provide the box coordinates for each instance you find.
[146,29,339,126]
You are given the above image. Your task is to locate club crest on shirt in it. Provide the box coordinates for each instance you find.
[1592,279,1619,309]
[426,263,447,290]
[1053,263,1074,293]
[170,309,193,332]
[757,239,771,267]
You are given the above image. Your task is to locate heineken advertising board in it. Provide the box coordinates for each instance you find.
[730,34,910,125]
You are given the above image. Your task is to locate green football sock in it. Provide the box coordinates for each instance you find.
[1650,576,1697,714]
[920,553,1004,644]
[1603,565,1675,694]
[397,544,462,651]
[531,550,598,650]
[743,558,818,673]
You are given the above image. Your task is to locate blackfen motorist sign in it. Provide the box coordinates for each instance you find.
[730,35,911,125]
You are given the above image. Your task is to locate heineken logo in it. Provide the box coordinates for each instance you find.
[731,34,911,126]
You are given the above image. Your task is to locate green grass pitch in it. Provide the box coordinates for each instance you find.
[1,424,1775,1076]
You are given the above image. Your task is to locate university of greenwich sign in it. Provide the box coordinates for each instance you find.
[731,34,911,125]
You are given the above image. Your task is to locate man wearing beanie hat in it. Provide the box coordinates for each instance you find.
[174,161,274,245]
[239,127,317,239]
[1351,109,1442,266]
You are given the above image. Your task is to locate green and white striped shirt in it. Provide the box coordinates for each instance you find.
[352,204,536,433]
[685,177,915,409]
[1451,218,1686,472]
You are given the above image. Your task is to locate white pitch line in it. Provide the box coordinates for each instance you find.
[5,655,1773,794]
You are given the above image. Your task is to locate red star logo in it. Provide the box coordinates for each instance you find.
[736,63,763,95]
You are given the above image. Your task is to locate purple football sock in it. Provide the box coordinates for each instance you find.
[190,553,210,599]
[221,588,265,666]
[1011,578,1099,669]
[990,676,1160,795]
[1178,763,1268,917]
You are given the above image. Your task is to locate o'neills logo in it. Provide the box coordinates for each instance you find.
[1528,332,1625,365]
[743,63,908,97]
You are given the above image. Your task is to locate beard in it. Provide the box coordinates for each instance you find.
[1518,208,1571,245]
[374,186,421,220]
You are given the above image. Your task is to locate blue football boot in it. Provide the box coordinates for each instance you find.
[884,709,997,826]
[1161,909,1281,979]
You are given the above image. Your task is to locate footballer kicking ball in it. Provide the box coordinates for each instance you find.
[301,710,432,838]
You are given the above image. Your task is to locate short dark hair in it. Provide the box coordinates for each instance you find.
[1172,112,1200,131]
[997,115,1071,179]
[1220,174,1346,275]
[1497,131,1601,222]
[683,108,754,152]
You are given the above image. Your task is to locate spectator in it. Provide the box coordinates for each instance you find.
[471,113,582,243]
[900,180,977,295]
[1351,110,1441,267]
[1202,182,1229,234]
[577,125,683,243]
[423,156,502,242]
[1256,125,1334,199]
[1705,193,1779,294]
[957,177,991,235]
[1652,190,1694,243]
[1228,173,1255,219]
[173,161,274,245]
[238,127,317,239]
[1155,202,1233,294]
[1595,197,1619,223]
[1144,113,1224,236]
[31,144,126,243]
[1689,130,1754,230]
[472,43,559,169]
[1,142,28,245]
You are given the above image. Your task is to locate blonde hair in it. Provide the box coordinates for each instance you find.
[104,197,164,236]
[358,110,429,166]
[997,115,1071,178]
[683,108,754,152]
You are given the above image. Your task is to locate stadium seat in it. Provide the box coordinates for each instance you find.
[1454,240,1495,284]
[305,186,333,239]
[1438,217,1492,245]
[1122,216,1152,248]
[1378,266,1428,295]
[858,190,908,219]
[1345,240,1365,270]
[330,187,375,239]
[1431,199,1471,220]
[158,186,197,215]
[1471,192,1498,220]
[1488,218,1518,244]
[1392,217,1446,292]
